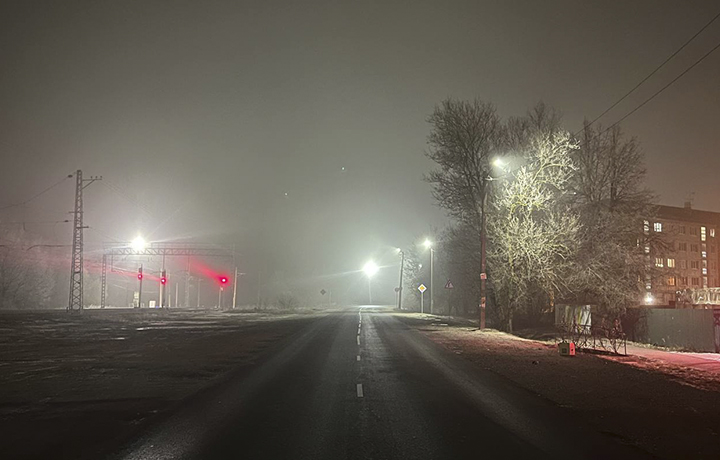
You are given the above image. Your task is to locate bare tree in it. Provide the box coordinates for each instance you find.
[425,99,506,228]
[566,123,661,315]
[0,228,56,309]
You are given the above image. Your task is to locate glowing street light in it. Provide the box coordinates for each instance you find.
[363,261,379,278]
[130,236,147,252]
[363,260,379,304]
[492,157,507,168]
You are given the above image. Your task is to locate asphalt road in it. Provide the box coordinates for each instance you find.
[107,307,655,460]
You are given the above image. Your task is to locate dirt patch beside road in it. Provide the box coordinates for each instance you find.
[396,313,720,460]
[0,308,323,460]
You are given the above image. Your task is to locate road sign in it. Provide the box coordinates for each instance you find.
[320,289,326,296]
[445,280,454,289]
[480,272,487,280]
[394,287,400,293]
[418,284,426,293]
[480,296,486,308]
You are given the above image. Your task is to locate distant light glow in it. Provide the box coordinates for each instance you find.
[160,277,167,285]
[493,157,507,168]
[644,293,654,305]
[363,261,379,278]
[131,236,147,252]
[219,276,229,284]
[423,239,433,249]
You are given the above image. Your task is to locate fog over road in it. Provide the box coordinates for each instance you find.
[108,308,653,460]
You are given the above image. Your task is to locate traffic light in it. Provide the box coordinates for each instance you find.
[160,270,167,285]
[219,276,229,285]
[137,266,143,280]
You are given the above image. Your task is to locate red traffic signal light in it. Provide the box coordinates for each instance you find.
[137,267,143,280]
[219,276,229,285]
[160,277,167,285]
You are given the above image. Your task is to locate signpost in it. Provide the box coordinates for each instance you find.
[445,280,454,289]
[418,284,427,314]
[320,289,331,305]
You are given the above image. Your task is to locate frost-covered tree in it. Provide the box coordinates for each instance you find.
[488,131,580,331]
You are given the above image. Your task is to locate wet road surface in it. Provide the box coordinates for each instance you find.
[107,307,655,460]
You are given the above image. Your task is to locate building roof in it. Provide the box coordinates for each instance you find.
[656,205,720,225]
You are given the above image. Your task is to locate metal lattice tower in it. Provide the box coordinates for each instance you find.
[67,170,101,312]
[68,171,84,311]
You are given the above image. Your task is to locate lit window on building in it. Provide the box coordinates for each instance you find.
[644,245,650,254]
[702,251,707,259]
[654,222,662,232]
[667,258,675,268]
[701,226,707,241]
[711,228,716,238]
[643,220,649,235]
[655,257,664,268]
[703,268,708,275]
[667,277,676,286]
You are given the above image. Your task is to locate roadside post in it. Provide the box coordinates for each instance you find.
[418,284,427,314]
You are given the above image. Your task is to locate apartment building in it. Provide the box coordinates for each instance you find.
[646,203,720,307]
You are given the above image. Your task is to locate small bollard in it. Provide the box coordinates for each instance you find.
[558,341,576,357]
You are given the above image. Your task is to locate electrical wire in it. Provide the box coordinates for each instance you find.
[0,174,73,211]
[592,39,720,139]
[581,9,720,133]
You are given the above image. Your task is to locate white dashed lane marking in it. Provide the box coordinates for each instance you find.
[356,384,364,397]
[357,355,361,361]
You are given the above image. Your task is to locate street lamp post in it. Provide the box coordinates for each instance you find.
[424,239,434,314]
[480,192,487,329]
[396,249,405,310]
[480,156,510,329]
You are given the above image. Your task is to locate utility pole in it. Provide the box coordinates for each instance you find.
[160,255,166,308]
[480,193,487,329]
[197,278,202,308]
[138,264,143,308]
[184,256,190,308]
[232,266,238,309]
[368,277,373,304]
[175,282,179,308]
[429,247,435,314]
[100,254,108,308]
[397,250,405,310]
[67,169,101,312]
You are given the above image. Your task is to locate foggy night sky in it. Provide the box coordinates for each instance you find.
[1,1,719,291]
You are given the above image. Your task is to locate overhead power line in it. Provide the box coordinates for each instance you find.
[582,9,720,133]
[0,174,73,211]
[594,39,720,139]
